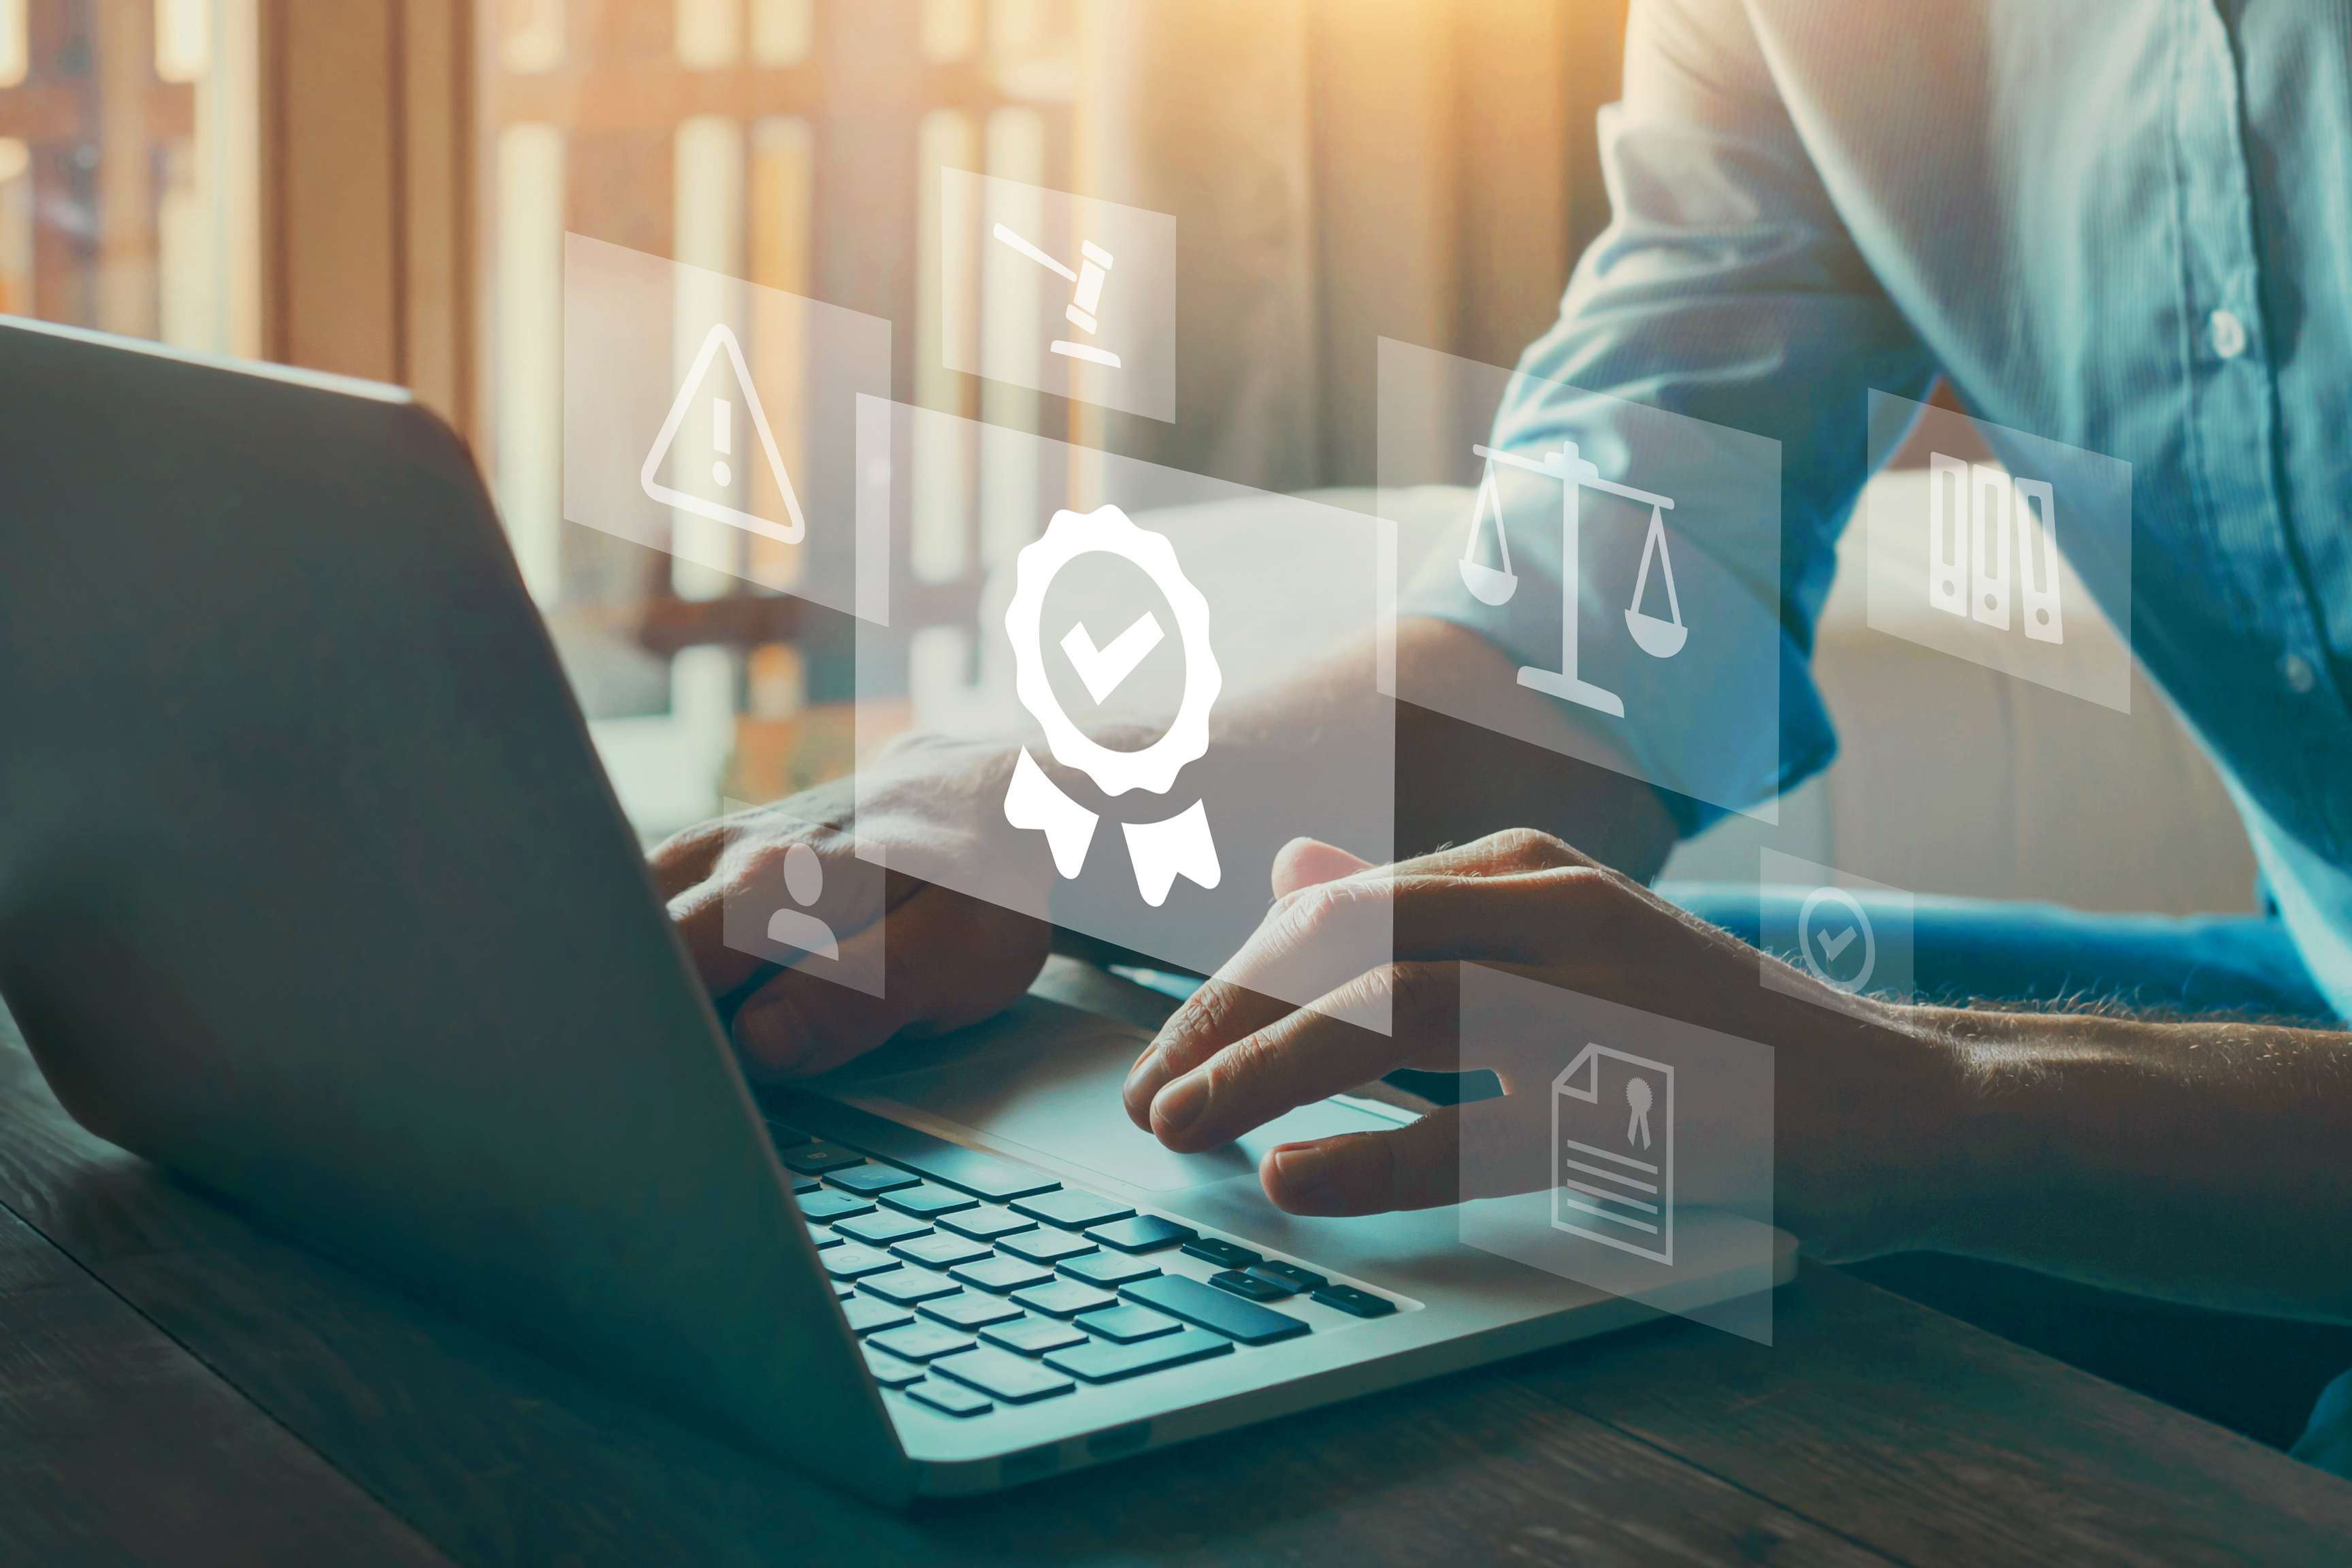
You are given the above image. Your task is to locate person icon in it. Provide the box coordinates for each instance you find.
[764,843,839,961]
[1625,1076,1653,1149]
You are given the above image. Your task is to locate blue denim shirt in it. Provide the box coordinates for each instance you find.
[1407,0,2352,1018]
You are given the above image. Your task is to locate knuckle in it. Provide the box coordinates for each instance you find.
[1489,826,1575,869]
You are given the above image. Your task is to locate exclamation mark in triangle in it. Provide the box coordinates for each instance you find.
[640,323,807,544]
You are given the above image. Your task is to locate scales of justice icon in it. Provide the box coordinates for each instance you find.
[1457,440,1685,719]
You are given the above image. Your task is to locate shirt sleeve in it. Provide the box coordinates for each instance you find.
[1401,0,1938,834]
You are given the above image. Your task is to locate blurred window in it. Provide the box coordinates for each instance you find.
[0,0,258,352]
[478,0,1079,833]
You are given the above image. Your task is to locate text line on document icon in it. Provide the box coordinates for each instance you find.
[1552,1043,1676,1266]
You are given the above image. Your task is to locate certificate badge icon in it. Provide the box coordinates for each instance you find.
[1000,504,1224,906]
[1552,1043,1675,1265]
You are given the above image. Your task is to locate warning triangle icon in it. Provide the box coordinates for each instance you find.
[639,323,807,544]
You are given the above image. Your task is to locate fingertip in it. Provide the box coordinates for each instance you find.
[730,985,814,1079]
[1270,836,1374,899]
[1260,1140,1354,1215]
[1120,1048,1162,1131]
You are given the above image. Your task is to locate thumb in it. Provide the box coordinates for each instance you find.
[1271,836,1375,899]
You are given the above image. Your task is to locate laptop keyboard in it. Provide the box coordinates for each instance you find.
[762,1109,1405,1421]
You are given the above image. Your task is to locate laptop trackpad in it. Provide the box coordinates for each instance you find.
[817,996,1399,1194]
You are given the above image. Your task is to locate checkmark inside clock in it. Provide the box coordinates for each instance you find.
[1814,925,1858,964]
[1060,611,1165,704]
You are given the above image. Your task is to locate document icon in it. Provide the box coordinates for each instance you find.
[1552,1044,1674,1264]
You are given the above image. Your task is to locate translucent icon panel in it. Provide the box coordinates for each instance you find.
[718,796,889,1001]
[1379,338,1788,823]
[939,171,1177,422]
[1456,966,1777,1344]
[852,395,1396,1026]
[1755,848,1917,1010]
[563,233,892,619]
[1863,391,2133,713]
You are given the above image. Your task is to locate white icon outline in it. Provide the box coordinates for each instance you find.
[1004,505,1219,798]
[1459,440,1685,718]
[764,843,840,962]
[1925,451,2063,645]
[1552,1043,1675,1266]
[1000,504,1223,905]
[640,323,807,544]
[992,223,1122,369]
[1795,884,1876,994]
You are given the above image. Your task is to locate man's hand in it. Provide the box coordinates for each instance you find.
[651,736,1052,1079]
[1122,828,1964,1260]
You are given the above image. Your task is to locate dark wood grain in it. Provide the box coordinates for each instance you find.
[1520,1267,2352,1567]
[0,1199,452,1568]
[3,994,2350,1567]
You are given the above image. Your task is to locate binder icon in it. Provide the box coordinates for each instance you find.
[1924,453,2064,647]
[1552,1043,1675,1265]
[1926,453,1968,617]
[2013,476,2063,643]
[1970,461,2012,630]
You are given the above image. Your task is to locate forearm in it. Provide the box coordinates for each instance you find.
[1909,1005,2352,1320]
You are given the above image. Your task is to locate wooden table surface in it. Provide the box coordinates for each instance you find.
[3,1002,2349,1567]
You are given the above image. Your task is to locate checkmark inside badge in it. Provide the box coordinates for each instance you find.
[1814,925,1858,964]
[1060,611,1166,704]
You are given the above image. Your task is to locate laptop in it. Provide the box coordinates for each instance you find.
[0,314,1783,1507]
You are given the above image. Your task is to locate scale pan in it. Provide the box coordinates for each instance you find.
[1460,561,1518,606]
[1624,610,1686,658]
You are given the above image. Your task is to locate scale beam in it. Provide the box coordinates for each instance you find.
[1471,444,1673,510]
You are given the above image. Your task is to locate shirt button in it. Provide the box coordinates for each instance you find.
[2282,653,2317,694]
[2209,308,2249,359]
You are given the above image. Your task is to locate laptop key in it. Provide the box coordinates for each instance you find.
[1250,1261,1329,1294]
[1013,1190,1136,1231]
[919,1290,1024,1332]
[821,1243,902,1281]
[936,1205,1036,1243]
[811,1232,845,1251]
[1120,1274,1311,1346]
[1181,1237,1262,1271]
[1085,1215,1196,1254]
[832,1280,856,1299]
[1209,1269,1292,1303]
[1058,1252,1162,1289]
[879,1182,980,1219]
[810,1116,1062,1203]
[905,1379,993,1418]
[980,1316,1088,1357]
[889,1232,993,1271]
[1045,1328,1234,1385]
[829,1163,922,1196]
[780,1143,866,1176]
[1311,1285,1398,1319]
[869,1322,977,1363]
[834,1211,931,1247]
[841,1294,915,1335]
[950,1256,1056,1295]
[1074,1304,1182,1344]
[1011,1280,1118,1320]
[790,1175,822,1194]
[798,1189,875,1224]
[998,1230,1097,1265]
[931,1347,1076,1405]
[862,1343,926,1388]
[860,1267,960,1305]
